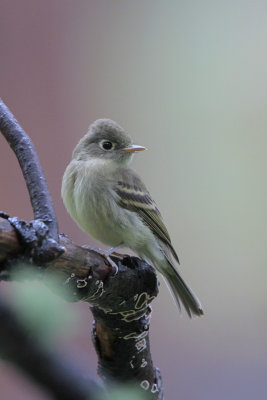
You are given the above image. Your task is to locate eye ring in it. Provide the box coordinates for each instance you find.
[100,140,113,151]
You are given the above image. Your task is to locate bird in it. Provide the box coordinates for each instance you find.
[61,119,203,317]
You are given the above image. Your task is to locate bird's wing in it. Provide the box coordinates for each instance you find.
[113,168,179,263]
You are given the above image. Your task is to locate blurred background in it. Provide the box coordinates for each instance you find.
[0,1,266,399]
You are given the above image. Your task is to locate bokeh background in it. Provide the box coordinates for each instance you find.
[0,1,266,399]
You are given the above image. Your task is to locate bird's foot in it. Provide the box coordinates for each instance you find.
[82,245,123,275]
[105,255,119,275]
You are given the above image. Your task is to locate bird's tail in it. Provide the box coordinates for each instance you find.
[162,260,204,317]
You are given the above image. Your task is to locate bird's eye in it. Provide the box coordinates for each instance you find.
[101,141,113,151]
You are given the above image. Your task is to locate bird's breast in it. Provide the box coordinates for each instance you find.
[68,161,123,246]
[62,159,158,251]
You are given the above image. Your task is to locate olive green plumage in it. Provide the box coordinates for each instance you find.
[62,119,203,317]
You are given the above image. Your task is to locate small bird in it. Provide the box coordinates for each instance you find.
[61,119,203,317]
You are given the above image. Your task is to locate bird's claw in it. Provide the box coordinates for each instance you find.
[82,245,119,275]
[106,256,119,275]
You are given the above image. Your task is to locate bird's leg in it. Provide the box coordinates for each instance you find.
[102,244,125,274]
[82,244,124,275]
[105,244,123,257]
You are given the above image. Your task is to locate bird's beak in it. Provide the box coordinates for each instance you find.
[122,144,147,153]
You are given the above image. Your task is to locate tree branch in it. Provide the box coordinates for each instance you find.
[0,99,164,399]
[0,216,163,399]
[0,99,62,262]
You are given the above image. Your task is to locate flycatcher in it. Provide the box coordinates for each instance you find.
[61,119,203,317]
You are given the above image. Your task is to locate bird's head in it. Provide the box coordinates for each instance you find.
[73,119,146,166]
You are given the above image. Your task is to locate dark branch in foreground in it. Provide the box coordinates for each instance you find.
[0,295,105,400]
[0,217,163,399]
[0,99,62,262]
